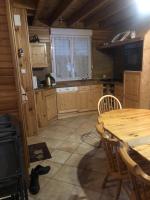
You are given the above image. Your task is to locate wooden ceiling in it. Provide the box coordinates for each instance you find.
[14,0,150,31]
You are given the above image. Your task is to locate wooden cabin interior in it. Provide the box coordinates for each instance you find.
[1,0,150,199]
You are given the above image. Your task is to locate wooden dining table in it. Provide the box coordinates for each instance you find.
[98,108,150,161]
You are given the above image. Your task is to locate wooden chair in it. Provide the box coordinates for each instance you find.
[98,95,122,116]
[96,122,127,200]
[119,142,150,200]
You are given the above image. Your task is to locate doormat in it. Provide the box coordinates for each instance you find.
[28,142,51,163]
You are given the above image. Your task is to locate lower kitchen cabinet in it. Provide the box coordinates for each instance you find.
[35,89,57,128]
[77,85,102,112]
[57,85,103,114]
[57,91,78,113]
[44,89,57,120]
[77,86,90,112]
[35,84,103,127]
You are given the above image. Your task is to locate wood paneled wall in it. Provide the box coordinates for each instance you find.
[92,30,114,79]
[13,8,38,136]
[0,0,30,171]
[140,30,150,108]
[0,0,19,115]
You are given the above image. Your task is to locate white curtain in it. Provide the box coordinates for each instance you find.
[52,35,91,81]
[73,37,90,79]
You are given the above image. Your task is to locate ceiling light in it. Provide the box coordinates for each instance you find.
[135,0,150,14]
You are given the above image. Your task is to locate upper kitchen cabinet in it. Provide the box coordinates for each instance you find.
[30,43,48,68]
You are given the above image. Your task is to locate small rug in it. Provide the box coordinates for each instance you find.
[28,142,51,163]
[81,129,101,147]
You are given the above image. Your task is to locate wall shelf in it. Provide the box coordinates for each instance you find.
[97,37,143,51]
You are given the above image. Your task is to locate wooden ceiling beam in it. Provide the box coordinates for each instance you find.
[32,0,46,25]
[99,5,138,29]
[66,0,111,26]
[47,0,74,26]
[84,0,134,28]
[13,0,36,10]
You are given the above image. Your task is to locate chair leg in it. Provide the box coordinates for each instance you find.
[102,172,110,188]
[115,179,122,200]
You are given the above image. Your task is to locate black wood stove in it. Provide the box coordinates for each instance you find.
[0,115,28,200]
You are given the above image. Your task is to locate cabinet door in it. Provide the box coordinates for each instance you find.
[77,86,90,112]
[57,92,77,113]
[124,71,141,108]
[31,43,48,68]
[124,97,139,108]
[89,85,103,111]
[124,71,141,101]
[45,93,57,120]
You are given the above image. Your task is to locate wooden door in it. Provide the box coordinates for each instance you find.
[57,91,78,113]
[30,43,48,68]
[77,86,90,112]
[44,90,57,120]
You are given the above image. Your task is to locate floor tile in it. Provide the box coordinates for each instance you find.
[75,143,96,155]
[51,149,71,164]
[65,153,88,168]
[56,140,80,153]
[53,165,83,186]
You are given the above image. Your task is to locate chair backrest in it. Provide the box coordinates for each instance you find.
[98,95,122,116]
[119,142,150,200]
[96,122,124,174]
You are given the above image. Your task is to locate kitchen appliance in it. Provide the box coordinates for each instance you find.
[56,87,78,93]
[32,76,38,89]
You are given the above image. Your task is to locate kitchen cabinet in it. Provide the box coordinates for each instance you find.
[77,86,90,112]
[56,85,102,114]
[57,88,78,113]
[35,84,103,126]
[124,71,141,108]
[44,89,57,120]
[30,43,48,68]
[77,85,102,112]
[35,89,57,127]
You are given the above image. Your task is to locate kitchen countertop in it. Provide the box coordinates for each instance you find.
[34,79,123,91]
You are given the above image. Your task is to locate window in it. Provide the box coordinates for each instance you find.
[51,28,92,81]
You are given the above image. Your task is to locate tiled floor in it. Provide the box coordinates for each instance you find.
[28,114,128,200]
